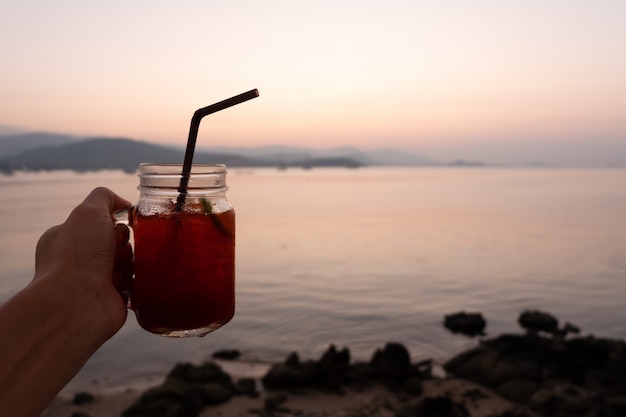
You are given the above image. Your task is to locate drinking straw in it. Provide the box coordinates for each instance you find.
[176,89,259,211]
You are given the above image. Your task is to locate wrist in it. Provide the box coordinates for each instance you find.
[0,275,120,416]
[30,270,124,344]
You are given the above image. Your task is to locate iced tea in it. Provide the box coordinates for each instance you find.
[131,206,235,336]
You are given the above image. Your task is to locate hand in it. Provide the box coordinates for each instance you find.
[0,187,134,417]
[34,186,133,337]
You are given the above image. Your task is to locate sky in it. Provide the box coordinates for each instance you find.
[1,1,625,165]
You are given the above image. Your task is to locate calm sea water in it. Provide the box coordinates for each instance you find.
[1,167,625,392]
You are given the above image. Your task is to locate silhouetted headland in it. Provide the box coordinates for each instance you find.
[0,137,366,174]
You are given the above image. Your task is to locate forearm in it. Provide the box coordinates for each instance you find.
[0,277,112,417]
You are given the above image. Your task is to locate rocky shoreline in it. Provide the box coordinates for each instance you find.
[46,310,626,417]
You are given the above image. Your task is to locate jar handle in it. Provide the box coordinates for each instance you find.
[114,207,132,225]
[113,207,135,310]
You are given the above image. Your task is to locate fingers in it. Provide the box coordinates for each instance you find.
[85,187,132,215]
[114,222,133,301]
[114,242,133,271]
[115,223,130,246]
[64,187,131,231]
[113,242,134,298]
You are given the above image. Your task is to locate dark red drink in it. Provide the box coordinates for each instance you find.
[131,207,235,336]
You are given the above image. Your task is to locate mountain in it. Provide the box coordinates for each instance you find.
[0,130,436,173]
[0,138,257,173]
[363,148,437,166]
[199,145,436,166]
[0,125,26,135]
[0,132,77,157]
[0,137,364,173]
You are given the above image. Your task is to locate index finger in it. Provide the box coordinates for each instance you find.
[85,187,132,214]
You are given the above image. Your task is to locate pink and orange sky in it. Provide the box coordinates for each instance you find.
[1,1,625,164]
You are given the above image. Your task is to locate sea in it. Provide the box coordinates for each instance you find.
[1,167,625,393]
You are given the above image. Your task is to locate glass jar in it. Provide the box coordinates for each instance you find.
[124,163,235,337]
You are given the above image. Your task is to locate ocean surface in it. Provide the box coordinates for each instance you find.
[1,167,625,392]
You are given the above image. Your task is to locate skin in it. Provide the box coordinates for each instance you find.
[0,187,133,417]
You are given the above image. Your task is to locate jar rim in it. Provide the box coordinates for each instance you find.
[137,163,227,191]
[138,163,227,176]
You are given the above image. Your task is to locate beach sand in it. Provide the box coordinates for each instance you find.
[43,376,520,417]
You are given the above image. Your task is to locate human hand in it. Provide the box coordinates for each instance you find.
[33,187,133,338]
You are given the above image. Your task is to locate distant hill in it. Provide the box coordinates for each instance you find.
[199,145,437,166]
[0,137,365,173]
[0,125,26,136]
[0,138,258,173]
[362,148,437,166]
[0,132,77,157]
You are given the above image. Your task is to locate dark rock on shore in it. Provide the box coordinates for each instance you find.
[119,342,433,416]
[444,312,487,337]
[122,361,247,417]
[72,391,95,405]
[444,310,626,416]
[396,396,471,417]
[518,310,581,339]
[234,377,258,397]
[261,351,320,390]
[116,310,625,417]
[262,342,429,394]
[518,310,559,334]
[212,349,241,360]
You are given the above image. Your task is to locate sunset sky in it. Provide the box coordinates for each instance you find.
[1,1,625,164]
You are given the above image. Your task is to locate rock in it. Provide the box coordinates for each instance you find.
[343,361,374,387]
[566,336,626,395]
[396,396,470,417]
[562,322,581,335]
[265,393,288,410]
[317,344,351,391]
[518,310,559,334]
[138,385,182,404]
[122,361,236,417]
[529,383,592,416]
[166,361,232,387]
[444,312,486,337]
[185,383,232,405]
[117,331,626,417]
[122,397,179,417]
[420,396,470,417]
[444,334,585,401]
[72,391,96,405]
[318,344,350,372]
[497,378,540,403]
[261,352,318,389]
[261,343,422,391]
[486,410,537,417]
[234,377,258,397]
[444,328,626,416]
[403,375,423,395]
[122,381,232,417]
[285,351,300,367]
[122,384,183,417]
[370,342,414,382]
[600,396,626,417]
[212,349,241,360]
[177,391,204,417]
[462,387,487,402]
[442,346,500,387]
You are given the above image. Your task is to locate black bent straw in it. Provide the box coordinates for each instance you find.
[176,89,259,211]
